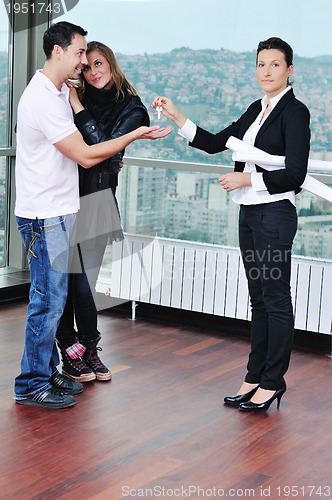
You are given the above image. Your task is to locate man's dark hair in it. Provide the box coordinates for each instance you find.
[43,21,88,59]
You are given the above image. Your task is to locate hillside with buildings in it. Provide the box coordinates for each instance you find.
[1,47,332,157]
[116,47,332,162]
[1,48,332,259]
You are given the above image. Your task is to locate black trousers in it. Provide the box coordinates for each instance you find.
[57,187,120,348]
[56,238,107,347]
[239,200,297,390]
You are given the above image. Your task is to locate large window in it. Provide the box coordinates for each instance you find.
[2,0,332,270]
[0,2,49,270]
[56,0,332,158]
[54,0,332,260]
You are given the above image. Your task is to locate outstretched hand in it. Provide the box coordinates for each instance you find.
[151,96,187,128]
[138,125,173,140]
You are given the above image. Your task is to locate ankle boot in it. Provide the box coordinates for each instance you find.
[56,340,96,383]
[82,336,112,382]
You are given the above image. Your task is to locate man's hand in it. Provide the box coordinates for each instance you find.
[138,125,173,140]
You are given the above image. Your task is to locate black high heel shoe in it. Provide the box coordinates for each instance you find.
[224,386,259,408]
[239,387,286,413]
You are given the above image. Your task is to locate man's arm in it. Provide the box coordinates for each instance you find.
[54,126,172,169]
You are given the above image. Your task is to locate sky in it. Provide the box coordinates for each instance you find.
[57,0,332,57]
[1,0,332,57]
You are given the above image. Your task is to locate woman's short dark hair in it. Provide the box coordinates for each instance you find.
[43,21,87,59]
[256,37,293,67]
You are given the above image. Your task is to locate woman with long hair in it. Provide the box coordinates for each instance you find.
[56,41,150,383]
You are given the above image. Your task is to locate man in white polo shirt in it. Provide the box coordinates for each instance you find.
[14,21,171,409]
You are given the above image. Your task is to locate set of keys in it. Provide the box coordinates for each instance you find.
[156,105,162,120]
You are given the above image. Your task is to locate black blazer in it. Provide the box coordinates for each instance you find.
[190,89,311,195]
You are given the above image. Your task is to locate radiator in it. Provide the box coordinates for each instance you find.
[98,234,332,335]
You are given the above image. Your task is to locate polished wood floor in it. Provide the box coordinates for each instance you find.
[1,300,332,500]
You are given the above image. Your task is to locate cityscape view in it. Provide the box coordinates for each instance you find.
[1,46,332,263]
[99,48,332,261]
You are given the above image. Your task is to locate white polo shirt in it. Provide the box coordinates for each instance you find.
[15,70,79,219]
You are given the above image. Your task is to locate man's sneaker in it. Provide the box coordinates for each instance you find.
[83,337,112,382]
[15,388,76,409]
[49,372,84,394]
[57,340,96,383]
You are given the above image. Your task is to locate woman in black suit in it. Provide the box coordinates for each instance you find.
[153,37,310,412]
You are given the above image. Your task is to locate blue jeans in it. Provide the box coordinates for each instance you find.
[15,214,76,398]
[239,200,297,391]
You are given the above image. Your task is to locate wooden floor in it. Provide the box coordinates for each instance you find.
[1,300,332,500]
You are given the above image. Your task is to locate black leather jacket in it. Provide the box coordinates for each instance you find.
[74,95,150,196]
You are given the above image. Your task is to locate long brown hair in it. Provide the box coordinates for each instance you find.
[78,40,138,100]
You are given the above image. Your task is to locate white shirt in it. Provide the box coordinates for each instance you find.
[179,86,295,206]
[15,70,79,219]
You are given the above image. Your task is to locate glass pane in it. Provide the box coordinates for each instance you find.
[295,185,332,259]
[113,164,332,261]
[116,164,238,245]
[56,0,332,160]
[0,1,9,148]
[56,0,332,261]
[0,156,7,266]
[0,1,9,266]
